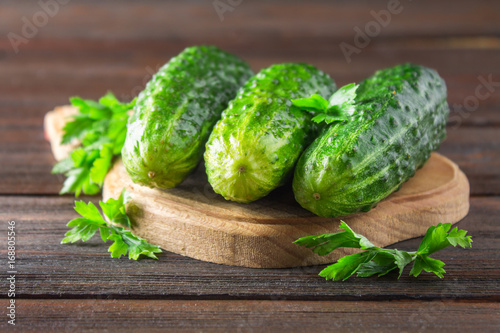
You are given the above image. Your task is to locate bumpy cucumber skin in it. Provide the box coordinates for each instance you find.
[205,63,336,203]
[121,46,253,189]
[293,64,449,217]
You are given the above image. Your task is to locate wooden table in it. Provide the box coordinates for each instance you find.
[1,0,499,331]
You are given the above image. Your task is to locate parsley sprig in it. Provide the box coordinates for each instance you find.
[292,83,359,124]
[52,92,136,196]
[295,221,472,281]
[62,190,162,260]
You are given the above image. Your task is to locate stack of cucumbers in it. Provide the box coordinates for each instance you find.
[122,45,449,218]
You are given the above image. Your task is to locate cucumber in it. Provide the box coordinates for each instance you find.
[121,46,253,188]
[204,63,336,203]
[293,63,449,217]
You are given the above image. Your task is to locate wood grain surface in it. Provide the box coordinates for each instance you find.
[0,195,497,300]
[0,0,499,331]
[3,299,499,332]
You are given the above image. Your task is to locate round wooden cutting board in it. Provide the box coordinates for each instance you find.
[103,153,470,268]
[44,106,470,268]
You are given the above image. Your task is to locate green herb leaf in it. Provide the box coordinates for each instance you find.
[356,252,398,277]
[107,233,129,259]
[51,157,75,175]
[327,83,359,117]
[99,189,131,227]
[89,143,114,186]
[295,221,472,281]
[99,227,110,243]
[61,219,101,243]
[61,115,94,145]
[393,249,414,277]
[59,167,100,197]
[74,200,106,222]
[53,92,135,197]
[108,227,162,260]
[61,201,106,244]
[416,223,472,256]
[416,223,452,255]
[291,83,359,125]
[311,113,348,124]
[447,227,473,248]
[291,94,329,112]
[61,190,162,260]
[294,221,375,256]
[320,251,378,281]
[410,255,446,278]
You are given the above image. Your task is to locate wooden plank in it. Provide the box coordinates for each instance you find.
[1,299,499,332]
[1,43,499,126]
[2,42,499,96]
[0,195,498,299]
[442,129,500,195]
[1,0,500,43]
[1,70,499,126]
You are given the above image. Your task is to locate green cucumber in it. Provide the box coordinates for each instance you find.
[204,63,336,203]
[293,63,449,217]
[121,46,253,188]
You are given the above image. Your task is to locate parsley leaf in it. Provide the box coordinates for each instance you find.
[107,227,163,260]
[294,221,374,255]
[393,249,414,277]
[356,252,399,277]
[410,255,446,278]
[319,250,378,281]
[291,94,329,112]
[62,189,162,260]
[326,83,359,116]
[52,92,136,197]
[295,221,472,281]
[291,83,359,125]
[99,190,131,228]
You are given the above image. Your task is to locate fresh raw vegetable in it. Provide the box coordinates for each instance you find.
[121,45,253,189]
[293,63,449,217]
[62,189,162,260]
[52,92,135,196]
[295,221,472,281]
[204,63,336,203]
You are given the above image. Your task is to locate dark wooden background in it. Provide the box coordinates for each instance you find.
[1,0,499,331]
